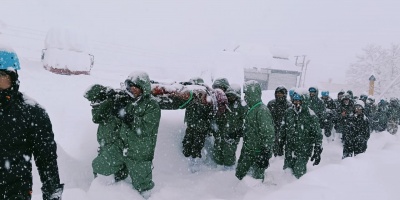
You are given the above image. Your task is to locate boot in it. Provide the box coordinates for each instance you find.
[114,164,129,182]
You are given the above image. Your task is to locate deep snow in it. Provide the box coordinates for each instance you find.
[1,1,400,199]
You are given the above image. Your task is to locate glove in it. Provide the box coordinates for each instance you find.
[310,145,323,166]
[42,183,64,200]
[112,98,128,117]
[255,147,272,168]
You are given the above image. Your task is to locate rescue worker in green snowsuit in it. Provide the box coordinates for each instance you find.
[308,87,326,129]
[235,80,275,180]
[84,84,127,181]
[387,97,400,134]
[181,77,214,159]
[212,82,247,167]
[277,93,323,179]
[90,71,161,193]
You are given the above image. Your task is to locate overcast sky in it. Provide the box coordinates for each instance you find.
[1,0,400,86]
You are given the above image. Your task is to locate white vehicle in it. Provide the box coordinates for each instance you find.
[41,28,94,75]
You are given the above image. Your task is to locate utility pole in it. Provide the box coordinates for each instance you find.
[302,60,311,87]
[295,55,306,87]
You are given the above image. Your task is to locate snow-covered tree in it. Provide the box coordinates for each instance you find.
[346,44,400,98]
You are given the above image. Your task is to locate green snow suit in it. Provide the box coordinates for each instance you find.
[212,88,247,166]
[279,105,323,178]
[235,81,275,180]
[92,73,161,192]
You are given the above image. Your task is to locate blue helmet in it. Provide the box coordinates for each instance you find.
[293,93,302,101]
[0,49,20,70]
[321,91,329,97]
[289,89,295,97]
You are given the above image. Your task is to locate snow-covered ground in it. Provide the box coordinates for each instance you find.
[1,1,400,199]
[14,60,400,200]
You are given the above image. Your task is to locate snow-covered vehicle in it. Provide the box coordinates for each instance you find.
[41,28,94,75]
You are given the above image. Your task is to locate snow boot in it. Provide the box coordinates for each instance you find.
[114,164,129,182]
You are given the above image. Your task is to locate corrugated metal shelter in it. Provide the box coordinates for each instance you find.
[240,45,301,90]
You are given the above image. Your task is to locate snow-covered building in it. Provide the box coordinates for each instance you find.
[42,27,94,75]
[238,45,301,90]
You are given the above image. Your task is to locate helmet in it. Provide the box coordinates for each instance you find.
[292,93,302,101]
[308,87,317,93]
[321,91,329,97]
[289,89,295,98]
[0,49,20,70]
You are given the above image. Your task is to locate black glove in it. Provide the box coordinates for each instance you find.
[42,183,64,200]
[255,147,272,168]
[310,145,323,166]
[112,98,127,117]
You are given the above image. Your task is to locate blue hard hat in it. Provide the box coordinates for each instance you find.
[0,49,21,70]
[289,89,295,97]
[293,93,302,101]
[321,91,329,97]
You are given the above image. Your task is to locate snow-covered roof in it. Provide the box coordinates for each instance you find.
[233,43,301,72]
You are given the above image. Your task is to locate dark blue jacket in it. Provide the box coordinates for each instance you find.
[0,92,61,195]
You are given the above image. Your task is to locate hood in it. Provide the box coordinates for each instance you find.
[212,78,230,92]
[125,71,151,97]
[189,77,204,85]
[243,80,262,107]
[275,86,287,101]
[225,87,241,102]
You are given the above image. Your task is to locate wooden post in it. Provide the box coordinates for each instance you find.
[369,75,376,96]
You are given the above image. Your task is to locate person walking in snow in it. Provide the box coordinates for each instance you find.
[84,84,129,181]
[364,96,378,132]
[342,100,370,158]
[235,80,275,181]
[0,47,64,199]
[180,78,214,162]
[320,90,337,138]
[333,90,345,133]
[277,93,323,178]
[91,71,161,194]
[375,98,389,132]
[308,87,326,128]
[336,93,355,142]
[387,97,400,134]
[212,83,247,168]
[267,86,292,156]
